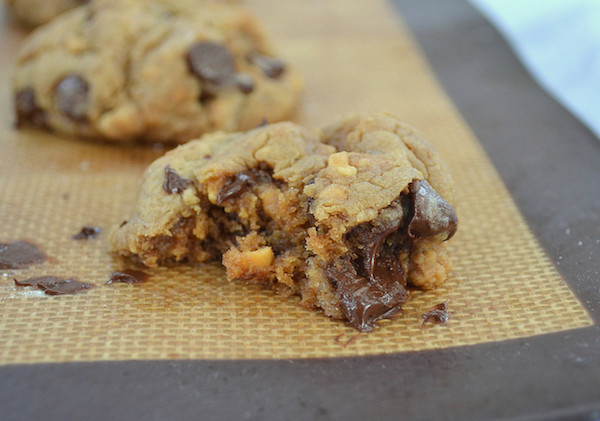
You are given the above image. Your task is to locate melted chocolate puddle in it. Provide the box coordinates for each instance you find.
[0,240,46,269]
[106,269,150,285]
[14,276,93,295]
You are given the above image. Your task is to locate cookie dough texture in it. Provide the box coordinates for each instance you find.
[4,0,87,26]
[110,112,458,331]
[12,0,303,143]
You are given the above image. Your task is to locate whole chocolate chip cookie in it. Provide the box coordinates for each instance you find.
[109,112,458,331]
[4,0,88,26]
[12,0,303,143]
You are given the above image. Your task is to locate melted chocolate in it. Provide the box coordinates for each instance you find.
[421,301,450,327]
[326,257,408,332]
[328,203,411,332]
[186,41,236,91]
[163,165,193,194]
[72,226,102,240]
[106,269,150,285]
[216,167,273,205]
[0,240,46,269]
[326,180,457,332]
[14,88,47,128]
[54,74,89,122]
[408,179,457,240]
[251,54,286,79]
[15,276,93,295]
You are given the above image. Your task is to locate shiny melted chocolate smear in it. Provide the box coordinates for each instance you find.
[106,269,150,285]
[326,182,457,332]
[163,165,193,194]
[216,167,273,205]
[329,209,410,332]
[15,276,93,295]
[0,240,46,269]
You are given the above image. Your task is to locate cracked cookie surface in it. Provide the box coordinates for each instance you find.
[13,0,303,143]
[110,112,458,331]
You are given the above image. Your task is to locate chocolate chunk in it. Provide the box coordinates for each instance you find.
[54,74,89,122]
[256,117,269,127]
[408,179,457,240]
[251,54,286,79]
[325,198,414,331]
[186,41,236,89]
[15,276,93,295]
[72,226,102,240]
[216,167,273,205]
[163,165,193,194]
[326,257,409,332]
[235,73,255,94]
[421,301,450,327]
[14,88,47,128]
[106,269,150,285]
[0,240,46,269]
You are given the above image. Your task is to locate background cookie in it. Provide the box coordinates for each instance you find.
[13,0,303,143]
[4,0,88,26]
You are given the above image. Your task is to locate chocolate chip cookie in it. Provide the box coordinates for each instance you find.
[109,112,458,331]
[12,0,303,143]
[4,0,88,26]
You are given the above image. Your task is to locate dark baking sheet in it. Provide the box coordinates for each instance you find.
[2,0,600,419]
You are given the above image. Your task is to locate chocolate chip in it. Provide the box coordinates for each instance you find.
[251,54,286,79]
[54,74,89,122]
[14,88,47,128]
[163,165,193,194]
[15,276,93,295]
[105,269,150,285]
[235,73,254,94]
[408,179,457,240]
[0,240,46,269]
[216,167,273,205]
[72,226,102,240]
[186,41,236,88]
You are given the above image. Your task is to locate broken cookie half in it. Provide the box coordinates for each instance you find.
[110,112,458,332]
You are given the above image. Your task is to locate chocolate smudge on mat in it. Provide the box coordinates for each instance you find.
[105,269,150,285]
[72,226,102,240]
[421,301,450,328]
[0,240,46,269]
[14,276,93,295]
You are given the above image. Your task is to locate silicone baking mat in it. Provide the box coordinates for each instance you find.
[0,0,592,363]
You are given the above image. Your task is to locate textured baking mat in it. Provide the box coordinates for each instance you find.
[0,0,592,363]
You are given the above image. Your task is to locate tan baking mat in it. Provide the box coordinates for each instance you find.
[0,0,592,364]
